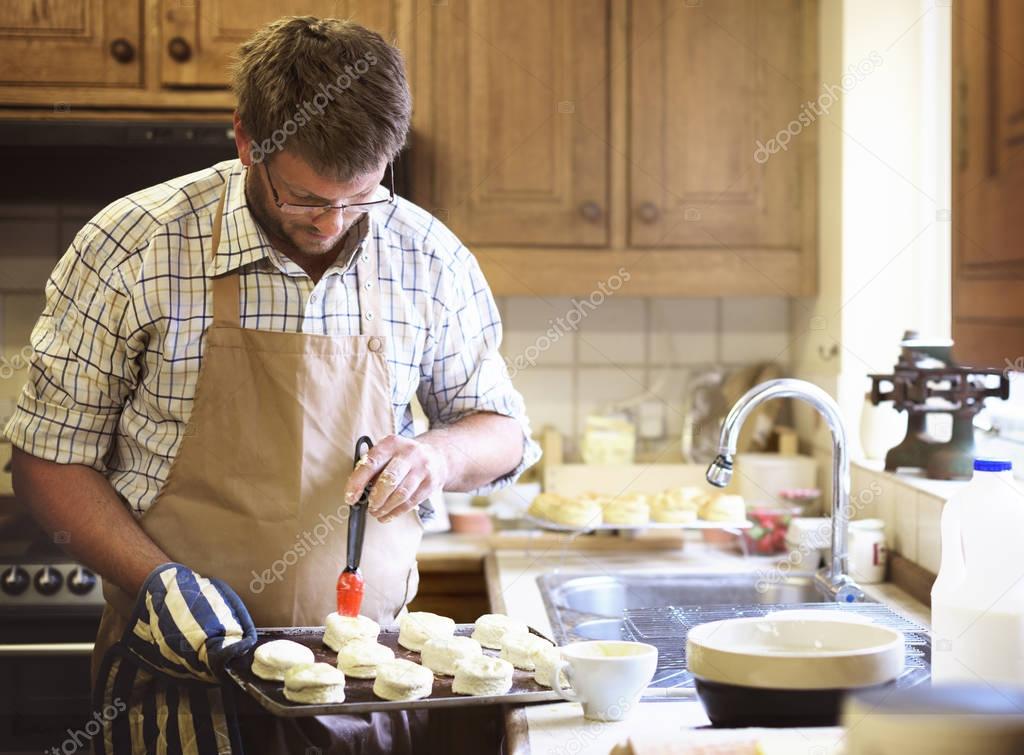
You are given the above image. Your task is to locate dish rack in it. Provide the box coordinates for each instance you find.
[621,602,931,691]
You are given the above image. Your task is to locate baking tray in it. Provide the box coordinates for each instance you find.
[226,624,562,716]
[524,513,751,533]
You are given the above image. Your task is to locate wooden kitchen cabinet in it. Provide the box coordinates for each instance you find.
[629,0,810,252]
[159,0,399,88]
[0,0,142,87]
[0,0,406,110]
[951,0,1024,368]
[0,0,819,297]
[410,0,818,296]
[410,0,610,248]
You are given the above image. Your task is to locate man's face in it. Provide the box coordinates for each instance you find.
[244,148,386,258]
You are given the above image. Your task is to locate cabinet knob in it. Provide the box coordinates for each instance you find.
[578,201,603,223]
[109,38,136,64]
[637,202,660,224]
[168,36,193,63]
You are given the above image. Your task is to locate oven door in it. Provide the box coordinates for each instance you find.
[0,608,101,753]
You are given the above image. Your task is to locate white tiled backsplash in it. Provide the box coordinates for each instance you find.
[850,459,956,576]
[497,296,792,454]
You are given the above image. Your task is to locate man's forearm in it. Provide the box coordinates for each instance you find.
[418,411,524,492]
[10,448,170,596]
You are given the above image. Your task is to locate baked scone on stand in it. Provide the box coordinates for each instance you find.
[651,486,704,524]
[601,492,651,526]
[528,491,603,528]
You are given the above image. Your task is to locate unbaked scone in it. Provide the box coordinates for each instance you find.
[323,612,380,652]
[471,613,530,650]
[421,635,483,676]
[335,639,395,679]
[500,631,554,671]
[283,662,346,704]
[252,639,315,681]
[397,611,456,652]
[602,493,650,526]
[532,645,568,688]
[372,658,435,701]
[528,492,602,528]
[700,493,746,523]
[651,486,703,524]
[452,656,514,696]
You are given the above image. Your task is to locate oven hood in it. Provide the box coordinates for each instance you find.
[0,119,235,148]
[0,119,239,203]
[0,119,410,205]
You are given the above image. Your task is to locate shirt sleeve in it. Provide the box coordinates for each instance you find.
[3,223,136,469]
[416,244,541,494]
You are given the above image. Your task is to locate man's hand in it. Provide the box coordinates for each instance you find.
[344,434,450,523]
[343,413,524,523]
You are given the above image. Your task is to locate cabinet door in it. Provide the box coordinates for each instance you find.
[952,0,1024,367]
[0,0,141,86]
[629,0,811,249]
[412,0,609,247]
[159,1,398,88]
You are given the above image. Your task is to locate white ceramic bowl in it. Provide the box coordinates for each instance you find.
[687,617,905,690]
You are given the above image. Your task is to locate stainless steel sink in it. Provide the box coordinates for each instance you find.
[538,570,827,649]
[541,571,824,619]
[536,570,930,695]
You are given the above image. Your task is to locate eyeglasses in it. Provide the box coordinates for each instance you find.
[262,161,395,216]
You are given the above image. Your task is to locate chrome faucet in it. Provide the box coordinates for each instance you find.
[705,378,865,603]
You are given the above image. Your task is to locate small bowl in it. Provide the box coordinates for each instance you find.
[701,528,742,551]
[448,510,493,535]
[687,616,905,727]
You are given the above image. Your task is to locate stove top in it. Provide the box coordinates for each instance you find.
[0,500,104,612]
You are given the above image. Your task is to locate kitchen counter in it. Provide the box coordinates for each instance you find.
[480,536,929,754]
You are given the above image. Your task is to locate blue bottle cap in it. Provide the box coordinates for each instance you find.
[974,458,1013,472]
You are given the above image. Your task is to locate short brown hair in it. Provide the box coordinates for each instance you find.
[231,16,411,180]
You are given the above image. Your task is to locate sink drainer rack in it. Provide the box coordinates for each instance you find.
[621,602,932,691]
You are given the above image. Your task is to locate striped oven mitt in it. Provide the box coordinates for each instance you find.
[92,563,258,755]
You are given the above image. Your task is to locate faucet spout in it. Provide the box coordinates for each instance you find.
[706,378,864,603]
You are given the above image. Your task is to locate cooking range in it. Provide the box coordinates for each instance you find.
[0,497,103,753]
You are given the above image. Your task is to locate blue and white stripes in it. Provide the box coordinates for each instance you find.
[94,563,256,755]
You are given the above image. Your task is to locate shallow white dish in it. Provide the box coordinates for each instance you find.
[523,514,751,533]
[687,616,905,690]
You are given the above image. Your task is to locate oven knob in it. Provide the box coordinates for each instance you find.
[34,566,63,596]
[67,567,97,595]
[1,566,30,596]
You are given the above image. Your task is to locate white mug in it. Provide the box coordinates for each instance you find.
[550,640,658,721]
[849,518,887,584]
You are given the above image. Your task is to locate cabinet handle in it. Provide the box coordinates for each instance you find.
[168,36,193,63]
[578,201,603,223]
[637,202,660,224]
[109,38,136,64]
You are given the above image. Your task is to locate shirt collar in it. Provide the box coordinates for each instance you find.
[210,160,372,279]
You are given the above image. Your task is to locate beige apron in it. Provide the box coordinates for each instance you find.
[91,185,425,753]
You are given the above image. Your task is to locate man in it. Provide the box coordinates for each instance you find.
[5,16,539,754]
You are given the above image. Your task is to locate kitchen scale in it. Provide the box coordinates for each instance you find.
[868,331,1009,480]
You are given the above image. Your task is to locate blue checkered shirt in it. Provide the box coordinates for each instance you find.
[3,160,540,515]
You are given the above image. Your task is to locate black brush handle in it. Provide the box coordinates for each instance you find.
[347,436,373,571]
